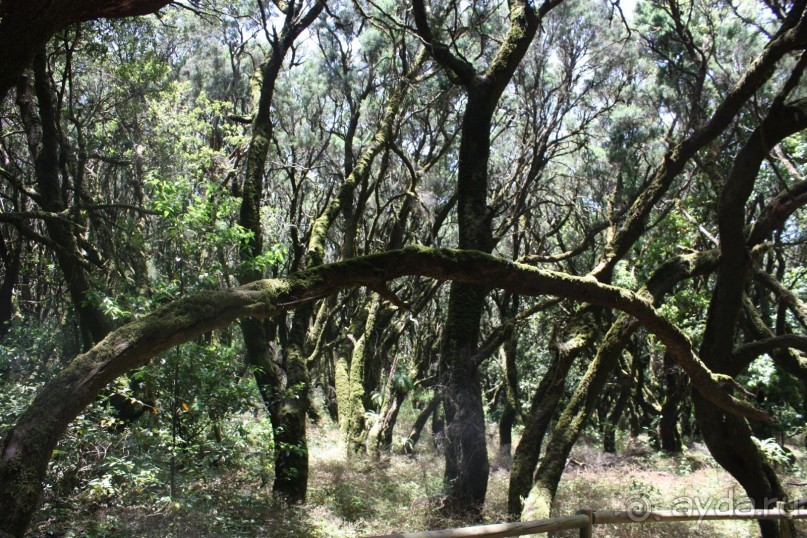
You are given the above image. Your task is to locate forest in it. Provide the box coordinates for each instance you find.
[2,0,807,536]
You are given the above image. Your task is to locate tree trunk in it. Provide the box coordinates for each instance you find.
[272,313,311,502]
[696,398,786,538]
[519,315,634,520]
[236,1,327,503]
[411,0,550,512]
[367,322,431,455]
[659,352,687,453]
[514,26,807,520]
[508,311,596,516]
[336,294,381,453]
[498,329,520,468]
[17,50,112,349]
[432,393,446,449]
[404,394,440,454]
[440,281,490,513]
[516,249,722,520]
[366,393,402,456]
[695,71,807,538]
[603,364,632,454]
[0,235,22,340]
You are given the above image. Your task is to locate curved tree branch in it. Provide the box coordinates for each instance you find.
[411,0,477,87]
[734,334,807,363]
[754,266,807,330]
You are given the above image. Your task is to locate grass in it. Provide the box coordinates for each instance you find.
[30,415,807,537]
[553,438,754,537]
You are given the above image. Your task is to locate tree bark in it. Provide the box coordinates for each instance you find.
[508,310,596,515]
[498,324,520,468]
[336,294,381,453]
[236,0,327,502]
[0,234,22,341]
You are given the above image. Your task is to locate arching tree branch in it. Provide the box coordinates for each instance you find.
[0,246,770,537]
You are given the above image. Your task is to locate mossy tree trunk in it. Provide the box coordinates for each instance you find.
[0,230,21,341]
[236,0,326,503]
[513,10,807,522]
[519,314,636,520]
[300,50,426,459]
[365,325,415,456]
[518,162,807,522]
[498,317,520,467]
[17,50,112,349]
[365,380,400,457]
[508,310,596,515]
[629,353,659,439]
[440,280,490,511]
[239,3,424,500]
[335,294,381,453]
[364,159,440,455]
[695,66,807,538]
[517,248,721,520]
[412,0,559,513]
[368,317,437,455]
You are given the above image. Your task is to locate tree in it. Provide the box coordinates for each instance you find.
[235,0,325,503]
[515,4,807,535]
[411,0,564,513]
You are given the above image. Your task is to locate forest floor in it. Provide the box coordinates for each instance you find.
[31,416,807,537]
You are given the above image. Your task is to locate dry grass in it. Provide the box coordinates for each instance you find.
[551,436,807,537]
[31,421,807,537]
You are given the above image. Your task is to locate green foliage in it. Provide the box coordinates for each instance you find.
[752,437,797,471]
[628,477,662,504]
[241,243,287,277]
[144,83,252,265]
[743,356,804,433]
[392,371,414,393]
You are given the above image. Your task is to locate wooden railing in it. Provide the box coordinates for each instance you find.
[366,506,807,538]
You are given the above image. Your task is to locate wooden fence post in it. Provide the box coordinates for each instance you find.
[777,502,792,538]
[576,509,593,538]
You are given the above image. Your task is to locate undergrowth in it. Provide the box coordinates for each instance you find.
[29,410,807,537]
